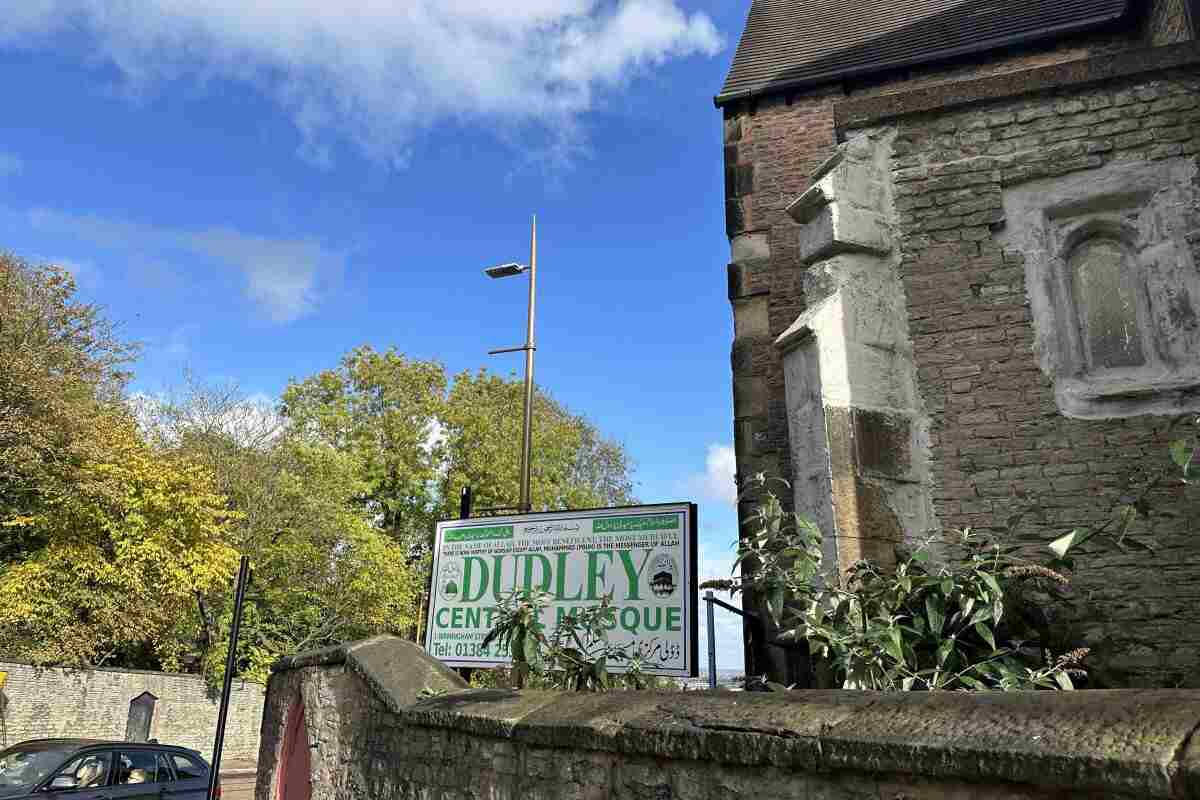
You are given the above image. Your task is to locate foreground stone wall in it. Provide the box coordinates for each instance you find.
[258,637,1200,800]
[0,660,264,759]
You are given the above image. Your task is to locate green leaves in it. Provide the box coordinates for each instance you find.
[974,622,996,652]
[439,369,635,519]
[1170,438,1194,472]
[483,590,644,691]
[1051,527,1089,561]
[924,593,945,636]
[707,476,1095,693]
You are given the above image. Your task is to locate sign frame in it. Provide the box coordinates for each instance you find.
[424,502,699,678]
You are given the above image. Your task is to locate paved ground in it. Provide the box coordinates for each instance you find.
[219,759,256,800]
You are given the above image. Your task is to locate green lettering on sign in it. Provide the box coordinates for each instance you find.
[445,525,514,542]
[592,515,680,533]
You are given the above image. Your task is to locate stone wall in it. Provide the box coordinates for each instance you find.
[0,661,264,759]
[835,43,1200,689]
[720,21,1168,681]
[257,636,1200,800]
[722,1,1200,687]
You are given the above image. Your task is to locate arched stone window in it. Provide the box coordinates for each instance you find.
[1000,157,1200,418]
[1066,235,1145,373]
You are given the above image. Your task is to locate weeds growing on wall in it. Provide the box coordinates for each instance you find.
[703,477,1087,691]
[479,590,659,691]
[1047,414,1198,558]
[703,416,1198,691]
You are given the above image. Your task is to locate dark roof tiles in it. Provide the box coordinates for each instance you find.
[716,0,1130,105]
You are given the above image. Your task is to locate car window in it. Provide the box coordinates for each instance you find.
[0,745,76,797]
[47,752,112,792]
[114,752,167,786]
[169,756,204,781]
[153,756,173,784]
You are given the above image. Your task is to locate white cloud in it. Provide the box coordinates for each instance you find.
[161,326,192,362]
[26,207,341,323]
[187,227,330,322]
[0,0,723,168]
[0,152,22,176]
[687,443,737,506]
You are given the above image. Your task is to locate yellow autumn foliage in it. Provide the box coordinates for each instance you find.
[0,413,238,666]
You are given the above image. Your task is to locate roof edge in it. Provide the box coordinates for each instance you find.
[713,7,1127,108]
[836,38,1200,130]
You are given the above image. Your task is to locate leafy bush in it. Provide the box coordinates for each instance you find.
[703,476,1087,691]
[480,590,657,691]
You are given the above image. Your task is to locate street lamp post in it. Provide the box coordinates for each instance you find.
[484,215,538,513]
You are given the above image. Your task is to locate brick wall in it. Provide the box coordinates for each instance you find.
[861,67,1200,688]
[719,24,1164,680]
[724,89,839,677]
[722,0,1200,687]
[0,661,264,760]
[255,637,1200,800]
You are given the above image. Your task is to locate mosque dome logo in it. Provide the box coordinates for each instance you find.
[647,553,678,599]
[438,562,462,603]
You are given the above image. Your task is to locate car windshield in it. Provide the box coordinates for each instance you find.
[0,744,73,798]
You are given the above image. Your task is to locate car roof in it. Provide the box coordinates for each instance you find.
[9,739,206,758]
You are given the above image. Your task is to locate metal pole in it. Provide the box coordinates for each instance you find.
[208,555,250,800]
[518,215,537,513]
[460,485,472,519]
[705,590,717,689]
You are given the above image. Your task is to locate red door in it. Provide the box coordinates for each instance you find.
[277,701,311,800]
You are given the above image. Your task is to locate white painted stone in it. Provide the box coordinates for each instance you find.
[777,129,936,557]
[730,231,770,262]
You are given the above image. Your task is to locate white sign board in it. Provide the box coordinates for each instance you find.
[425,503,697,677]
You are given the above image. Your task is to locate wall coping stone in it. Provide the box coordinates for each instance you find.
[0,659,239,682]
[271,635,466,710]
[836,41,1200,132]
[271,636,1200,798]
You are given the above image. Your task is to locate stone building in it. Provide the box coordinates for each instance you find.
[718,0,1200,686]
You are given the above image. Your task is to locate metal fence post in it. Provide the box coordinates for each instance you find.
[208,555,250,800]
[705,590,717,689]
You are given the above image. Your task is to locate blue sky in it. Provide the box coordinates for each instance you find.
[0,0,748,670]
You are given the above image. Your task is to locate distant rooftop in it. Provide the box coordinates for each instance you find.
[715,0,1130,106]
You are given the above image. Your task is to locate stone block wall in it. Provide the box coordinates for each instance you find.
[0,661,264,759]
[837,45,1200,689]
[719,18,1191,681]
[257,637,1200,800]
[722,0,1200,686]
[725,88,840,679]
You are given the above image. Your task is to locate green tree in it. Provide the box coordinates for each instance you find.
[0,254,137,562]
[280,346,446,556]
[439,368,635,515]
[0,413,238,668]
[140,379,420,685]
[0,255,235,669]
[278,351,635,647]
[280,351,636,537]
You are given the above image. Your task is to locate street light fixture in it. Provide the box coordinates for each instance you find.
[484,262,526,279]
[483,216,537,513]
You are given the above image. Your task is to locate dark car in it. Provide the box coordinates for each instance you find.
[0,740,217,800]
